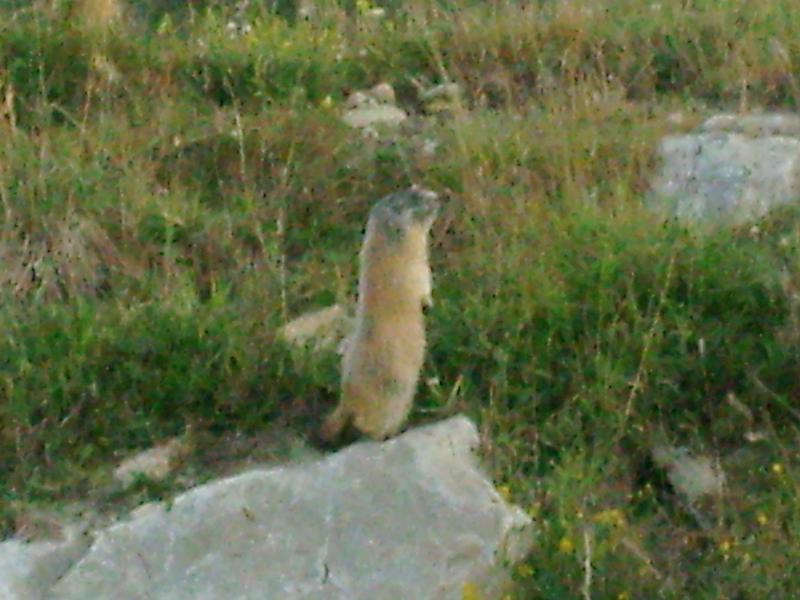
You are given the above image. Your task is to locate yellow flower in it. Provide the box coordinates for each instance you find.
[593,508,626,528]
[772,462,785,475]
[719,539,732,553]
[321,95,333,108]
[462,581,483,600]
[558,536,575,554]
[617,593,630,600]
[516,563,534,578]
[756,512,768,526]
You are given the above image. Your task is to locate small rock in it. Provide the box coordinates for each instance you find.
[421,138,439,157]
[297,0,317,20]
[345,90,372,110]
[652,445,726,505]
[343,83,406,129]
[363,7,386,19]
[346,83,396,110]
[113,435,193,488]
[743,430,769,443]
[368,82,397,105]
[699,112,800,137]
[342,104,408,129]
[277,304,353,353]
[666,111,688,126]
[420,82,462,103]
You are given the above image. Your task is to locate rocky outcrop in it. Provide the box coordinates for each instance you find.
[1,416,534,600]
[113,433,194,489]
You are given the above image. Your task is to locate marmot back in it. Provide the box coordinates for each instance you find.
[319,186,439,442]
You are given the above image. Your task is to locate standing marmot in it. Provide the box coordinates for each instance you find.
[319,186,440,442]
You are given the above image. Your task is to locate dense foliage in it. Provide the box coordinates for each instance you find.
[2,0,800,596]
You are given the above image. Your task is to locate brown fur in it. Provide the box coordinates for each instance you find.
[320,187,439,442]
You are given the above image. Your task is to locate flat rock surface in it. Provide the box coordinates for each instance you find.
[1,416,533,600]
[0,526,92,600]
[277,304,353,354]
[652,445,726,505]
[651,113,800,224]
[342,104,408,128]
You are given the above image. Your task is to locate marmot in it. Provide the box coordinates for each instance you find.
[319,186,440,442]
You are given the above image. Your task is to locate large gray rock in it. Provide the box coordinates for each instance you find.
[4,416,532,600]
[651,113,800,224]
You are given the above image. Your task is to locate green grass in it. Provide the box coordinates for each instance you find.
[2,0,800,597]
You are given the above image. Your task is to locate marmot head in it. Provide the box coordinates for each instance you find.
[369,186,440,242]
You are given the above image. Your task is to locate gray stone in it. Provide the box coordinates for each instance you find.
[113,434,194,489]
[699,112,800,137]
[277,304,353,354]
[344,90,372,111]
[651,113,800,224]
[368,82,397,105]
[420,82,462,103]
[342,104,408,129]
[652,445,726,505]
[0,526,92,600]
[42,416,533,600]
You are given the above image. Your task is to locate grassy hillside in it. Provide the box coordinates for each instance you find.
[2,0,800,597]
